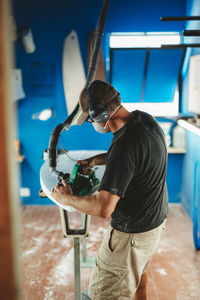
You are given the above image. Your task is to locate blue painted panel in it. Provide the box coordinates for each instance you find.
[181,0,200,233]
[111,50,146,102]
[144,49,184,103]
[181,0,200,246]
[193,161,200,249]
[181,0,200,114]
[181,131,200,220]
[166,154,184,203]
[105,0,186,33]
[112,49,184,104]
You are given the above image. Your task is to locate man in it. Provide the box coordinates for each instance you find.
[52,80,168,300]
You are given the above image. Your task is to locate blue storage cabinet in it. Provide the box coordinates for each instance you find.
[167,153,185,203]
[181,130,200,249]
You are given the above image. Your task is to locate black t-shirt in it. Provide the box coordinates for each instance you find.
[99,110,168,233]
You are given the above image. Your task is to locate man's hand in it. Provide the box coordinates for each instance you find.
[76,158,94,174]
[51,180,73,205]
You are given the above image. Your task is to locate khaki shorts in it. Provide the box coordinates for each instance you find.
[88,220,166,300]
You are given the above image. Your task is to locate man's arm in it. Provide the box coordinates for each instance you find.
[77,153,107,174]
[91,152,107,166]
[51,180,119,218]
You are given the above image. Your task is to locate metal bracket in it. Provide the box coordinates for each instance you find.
[59,208,90,238]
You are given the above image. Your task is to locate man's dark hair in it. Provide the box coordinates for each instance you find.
[104,94,121,113]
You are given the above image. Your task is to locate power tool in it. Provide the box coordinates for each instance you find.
[65,164,100,196]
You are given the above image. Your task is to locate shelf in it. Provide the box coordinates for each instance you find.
[178,119,200,137]
[183,30,200,37]
[160,16,200,21]
[167,147,186,154]
[161,44,200,48]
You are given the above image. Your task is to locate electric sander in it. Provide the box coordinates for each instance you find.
[67,164,100,196]
[55,163,99,197]
[40,163,100,199]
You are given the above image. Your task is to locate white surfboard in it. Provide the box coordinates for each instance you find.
[62,30,86,125]
[40,150,106,211]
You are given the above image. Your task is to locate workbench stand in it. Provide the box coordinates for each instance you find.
[59,208,92,300]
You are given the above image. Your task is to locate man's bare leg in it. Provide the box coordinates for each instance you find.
[134,272,148,300]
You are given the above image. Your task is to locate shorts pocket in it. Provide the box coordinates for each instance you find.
[107,228,131,253]
[108,228,115,252]
[89,257,130,299]
[131,235,153,248]
[131,230,161,250]
[101,227,118,253]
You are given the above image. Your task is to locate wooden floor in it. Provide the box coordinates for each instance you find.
[20,204,200,300]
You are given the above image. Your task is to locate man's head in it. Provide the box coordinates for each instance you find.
[77,80,121,125]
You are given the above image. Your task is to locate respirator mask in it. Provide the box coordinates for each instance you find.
[92,105,121,134]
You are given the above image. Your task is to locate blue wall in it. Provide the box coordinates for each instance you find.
[111,48,185,103]
[181,0,200,219]
[181,131,200,220]
[13,0,186,204]
[167,154,185,203]
[181,0,200,114]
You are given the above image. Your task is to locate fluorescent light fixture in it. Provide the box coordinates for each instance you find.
[38,109,53,121]
[110,33,181,48]
[123,88,179,117]
[123,102,178,117]
[32,108,53,121]
[178,120,200,136]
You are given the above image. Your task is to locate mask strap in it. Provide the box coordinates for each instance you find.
[103,105,122,130]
